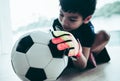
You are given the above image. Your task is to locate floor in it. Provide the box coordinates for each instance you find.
[0,31,120,81]
[57,46,120,81]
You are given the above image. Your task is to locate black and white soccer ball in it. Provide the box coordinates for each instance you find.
[11,30,68,81]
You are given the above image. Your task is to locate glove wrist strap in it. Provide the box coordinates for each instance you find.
[76,51,81,58]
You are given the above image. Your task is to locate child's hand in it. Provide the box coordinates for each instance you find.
[51,31,82,57]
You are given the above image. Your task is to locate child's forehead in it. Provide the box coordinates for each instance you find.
[60,9,82,17]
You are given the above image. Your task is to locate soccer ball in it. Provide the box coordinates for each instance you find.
[11,30,68,81]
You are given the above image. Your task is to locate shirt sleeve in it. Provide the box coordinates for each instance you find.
[80,32,95,47]
[80,22,95,47]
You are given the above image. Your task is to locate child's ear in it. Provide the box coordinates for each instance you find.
[83,15,92,24]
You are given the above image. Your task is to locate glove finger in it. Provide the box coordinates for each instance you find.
[52,35,72,44]
[68,49,75,56]
[52,31,71,37]
[57,41,74,50]
[48,40,66,58]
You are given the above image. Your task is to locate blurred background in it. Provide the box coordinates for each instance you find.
[0,0,120,81]
[0,0,120,54]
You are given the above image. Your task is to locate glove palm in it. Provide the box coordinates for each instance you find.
[51,31,82,57]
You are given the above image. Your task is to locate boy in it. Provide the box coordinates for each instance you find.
[50,0,110,69]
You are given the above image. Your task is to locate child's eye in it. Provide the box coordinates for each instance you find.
[69,18,77,22]
[60,13,64,17]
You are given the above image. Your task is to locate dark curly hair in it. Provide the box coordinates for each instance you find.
[59,0,97,19]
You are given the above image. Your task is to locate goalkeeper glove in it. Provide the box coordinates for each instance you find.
[49,31,82,58]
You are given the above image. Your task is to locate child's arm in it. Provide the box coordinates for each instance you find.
[50,31,90,69]
[72,46,91,69]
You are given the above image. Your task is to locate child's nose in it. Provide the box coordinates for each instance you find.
[61,18,69,27]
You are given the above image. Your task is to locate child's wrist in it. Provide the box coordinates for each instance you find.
[76,51,81,58]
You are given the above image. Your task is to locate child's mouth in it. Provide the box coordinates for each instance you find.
[63,27,71,31]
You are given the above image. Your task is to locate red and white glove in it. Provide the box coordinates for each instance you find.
[51,31,82,58]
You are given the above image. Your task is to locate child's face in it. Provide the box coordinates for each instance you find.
[58,9,84,31]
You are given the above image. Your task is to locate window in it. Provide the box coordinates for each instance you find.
[92,0,120,46]
[92,0,120,32]
[0,0,12,54]
[10,0,59,34]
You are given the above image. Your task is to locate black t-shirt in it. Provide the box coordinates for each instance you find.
[52,19,95,47]
[52,19,110,68]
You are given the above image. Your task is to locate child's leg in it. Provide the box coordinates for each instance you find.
[90,30,111,64]
[93,47,111,64]
[91,30,110,54]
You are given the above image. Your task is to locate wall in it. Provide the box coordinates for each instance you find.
[0,0,13,55]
